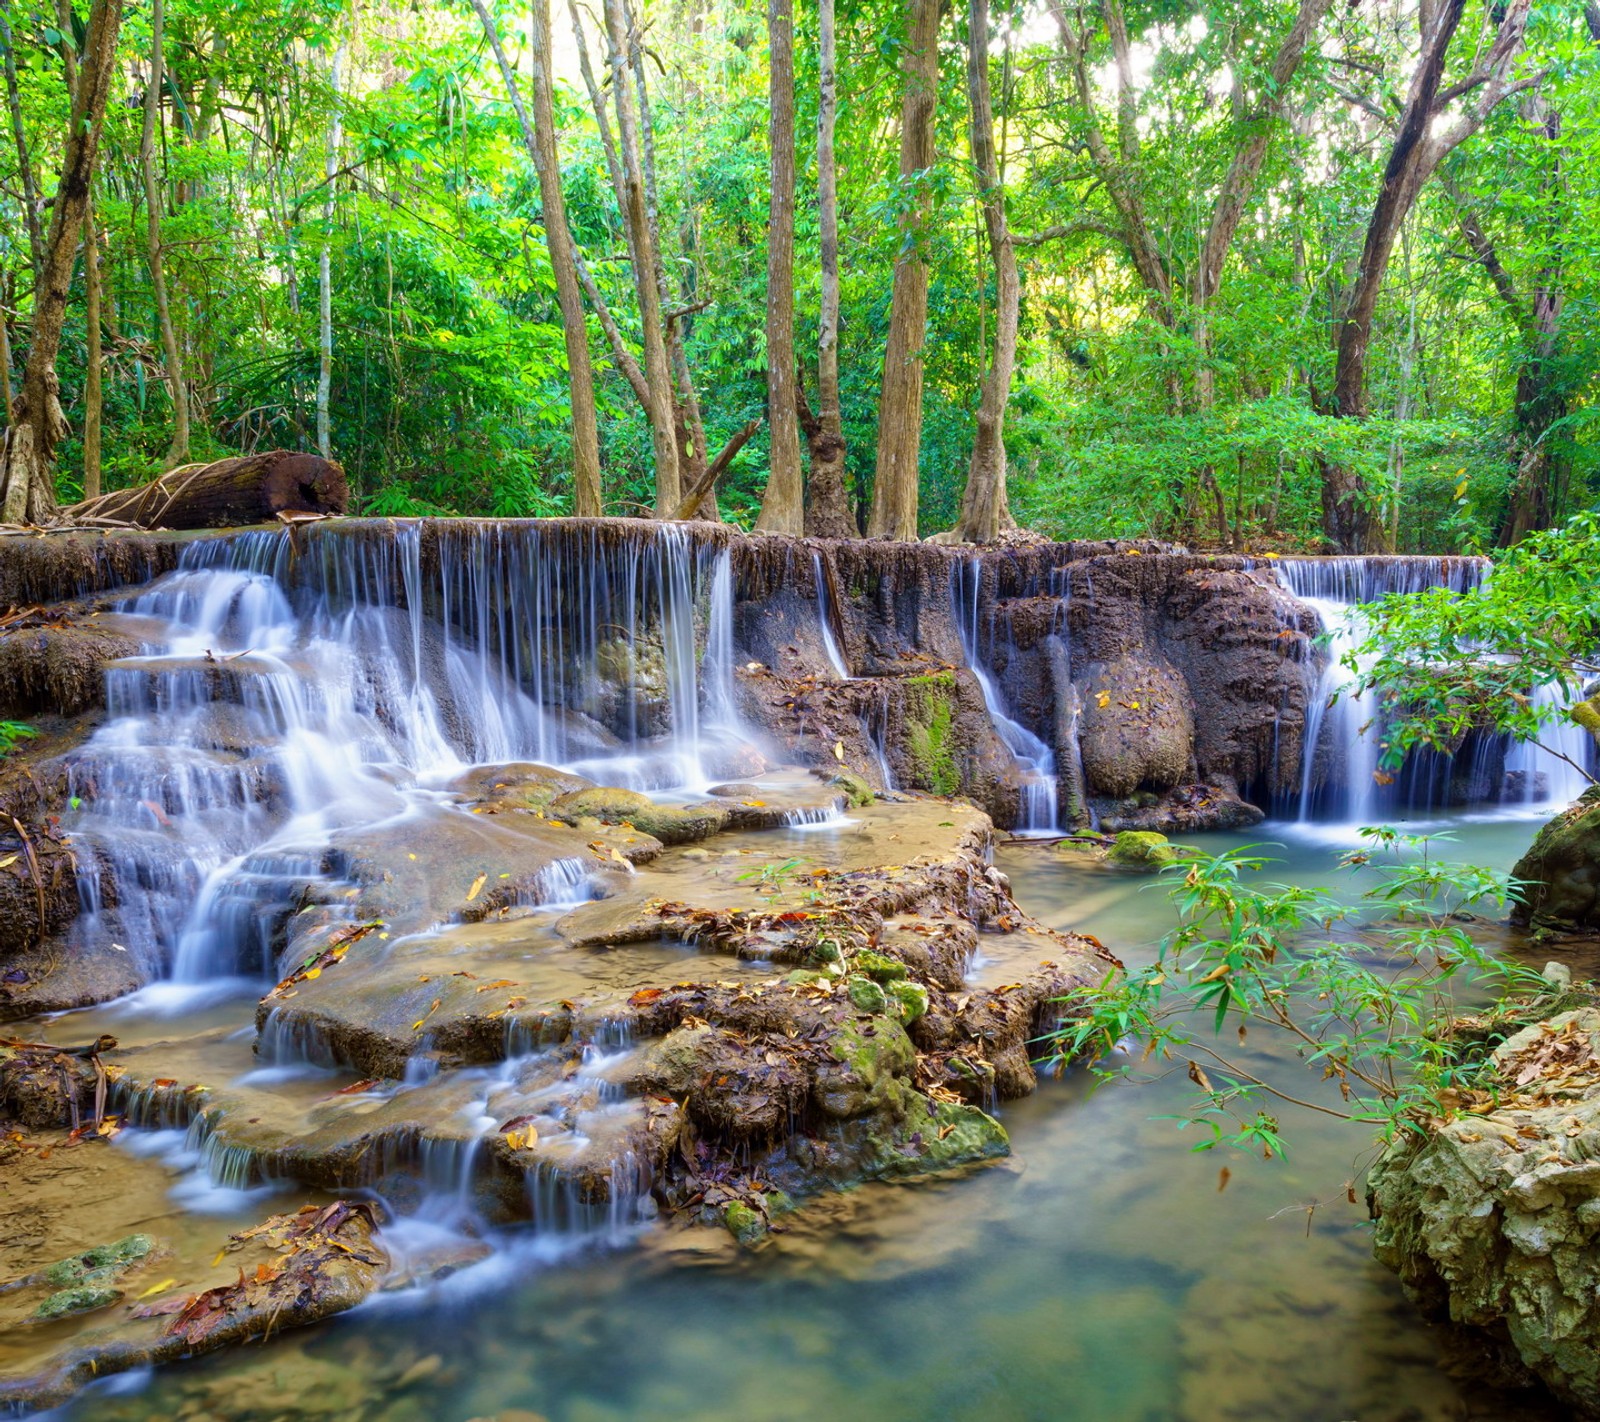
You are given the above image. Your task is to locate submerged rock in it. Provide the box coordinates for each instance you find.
[1106,831,1181,870]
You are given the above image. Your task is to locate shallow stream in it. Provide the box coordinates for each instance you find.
[43,809,1565,1422]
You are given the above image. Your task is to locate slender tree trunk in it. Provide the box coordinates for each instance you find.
[868,0,940,540]
[755,0,803,532]
[599,0,680,513]
[0,275,14,424]
[952,0,1017,543]
[0,0,124,524]
[141,0,189,470]
[83,194,103,499]
[472,0,601,516]
[805,0,854,537]
[0,1,44,283]
[316,41,345,461]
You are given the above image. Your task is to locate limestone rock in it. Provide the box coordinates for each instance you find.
[1510,789,1600,936]
[1077,656,1194,799]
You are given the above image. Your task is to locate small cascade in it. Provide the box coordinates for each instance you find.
[1503,680,1595,807]
[812,552,851,679]
[952,560,1058,834]
[1276,556,1482,823]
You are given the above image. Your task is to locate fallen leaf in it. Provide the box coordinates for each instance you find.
[466,872,487,902]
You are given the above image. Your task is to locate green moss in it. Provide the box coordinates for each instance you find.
[41,1233,156,1288]
[829,771,875,808]
[854,950,908,983]
[1106,830,1179,870]
[724,1201,768,1247]
[34,1282,122,1321]
[846,976,889,1014]
[888,980,929,1023]
[904,672,961,796]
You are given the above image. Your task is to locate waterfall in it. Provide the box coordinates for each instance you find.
[811,553,851,679]
[63,521,755,988]
[1503,680,1594,807]
[951,560,1058,834]
[1276,557,1477,823]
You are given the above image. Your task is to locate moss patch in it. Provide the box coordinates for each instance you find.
[904,672,960,796]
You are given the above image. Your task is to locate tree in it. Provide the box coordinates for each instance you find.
[754,0,802,534]
[141,0,190,469]
[0,0,124,524]
[868,0,941,540]
[950,0,1017,544]
[471,0,602,516]
[1318,0,1535,551]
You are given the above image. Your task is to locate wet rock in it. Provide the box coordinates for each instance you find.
[549,786,730,846]
[446,762,593,812]
[1077,656,1193,800]
[1510,789,1600,936]
[0,616,145,719]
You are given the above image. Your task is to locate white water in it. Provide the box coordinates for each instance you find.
[952,560,1058,834]
[812,553,852,679]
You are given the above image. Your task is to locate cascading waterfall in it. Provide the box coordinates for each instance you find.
[65,521,755,989]
[1277,557,1482,823]
[951,560,1059,834]
[1503,680,1594,807]
[812,552,851,679]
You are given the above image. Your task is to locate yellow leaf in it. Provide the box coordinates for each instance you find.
[1454,479,1469,499]
[466,872,487,902]
[304,966,322,980]
[1197,963,1230,983]
[833,741,845,762]
[1128,700,1140,710]
[137,1278,177,1300]
[212,1249,227,1268]
[408,853,417,861]
[1095,691,1110,709]
[0,854,16,869]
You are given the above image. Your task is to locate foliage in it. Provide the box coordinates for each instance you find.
[1352,509,1600,774]
[1048,831,1539,1156]
[0,721,36,758]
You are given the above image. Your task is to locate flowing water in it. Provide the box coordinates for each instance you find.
[46,812,1562,1422]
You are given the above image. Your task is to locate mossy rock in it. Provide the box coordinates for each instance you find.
[724,1201,768,1248]
[34,1282,123,1322]
[903,672,961,797]
[549,787,728,846]
[854,949,908,984]
[888,980,929,1023]
[828,771,874,808]
[40,1233,156,1288]
[1106,830,1179,870]
[846,976,889,1014]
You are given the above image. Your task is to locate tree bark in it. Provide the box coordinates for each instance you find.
[0,277,13,425]
[755,0,803,532]
[867,0,940,540]
[952,0,1017,544]
[83,195,103,500]
[0,0,124,525]
[804,0,855,538]
[474,0,602,516]
[316,41,345,462]
[141,0,190,470]
[66,450,349,528]
[598,0,681,514]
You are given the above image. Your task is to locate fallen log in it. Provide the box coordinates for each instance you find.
[62,450,348,530]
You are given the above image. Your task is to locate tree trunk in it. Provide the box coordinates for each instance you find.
[0,0,124,525]
[599,0,680,514]
[66,450,348,527]
[83,196,103,500]
[951,0,1017,544]
[867,0,940,540]
[141,0,189,470]
[755,0,803,533]
[0,275,14,425]
[804,0,855,538]
[473,0,601,516]
[316,41,345,461]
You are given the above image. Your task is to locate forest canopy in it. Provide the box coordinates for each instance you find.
[0,0,1595,549]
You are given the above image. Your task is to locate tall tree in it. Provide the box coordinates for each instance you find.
[1318,0,1534,550]
[868,0,941,540]
[316,40,345,462]
[0,0,124,523]
[755,0,802,532]
[802,0,855,537]
[951,0,1017,543]
[471,0,602,517]
[141,0,190,469]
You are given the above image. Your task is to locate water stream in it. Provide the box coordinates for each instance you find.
[52,813,1560,1422]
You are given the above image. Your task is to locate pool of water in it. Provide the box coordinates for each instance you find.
[51,812,1565,1422]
